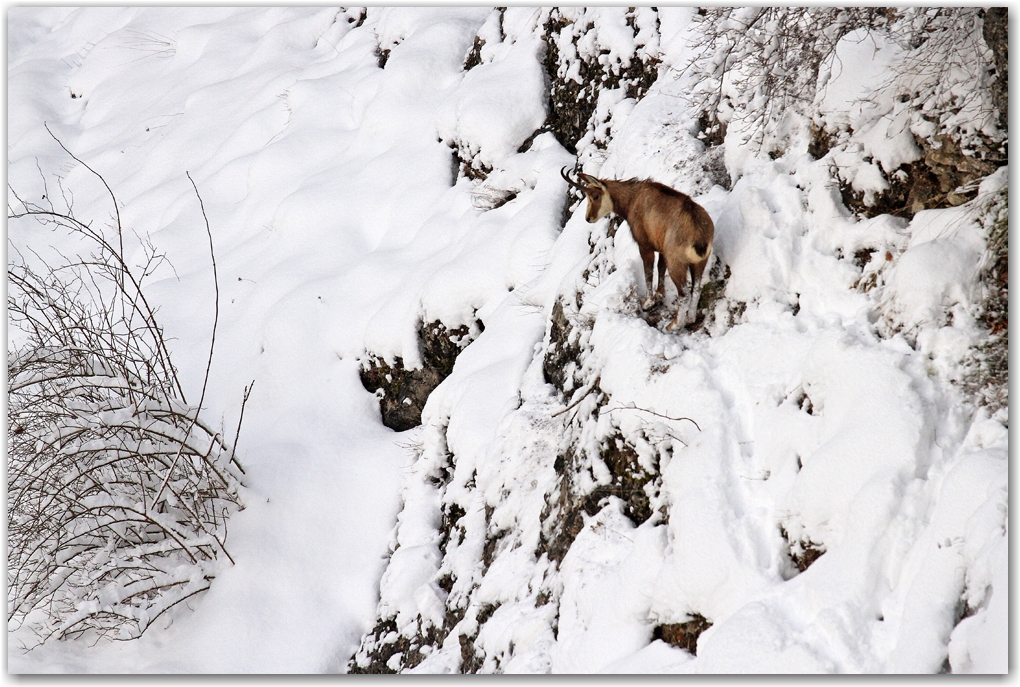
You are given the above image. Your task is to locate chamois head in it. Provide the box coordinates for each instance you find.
[561,167,614,223]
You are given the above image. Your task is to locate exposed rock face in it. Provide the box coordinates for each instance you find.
[842,134,1004,219]
[923,136,1001,205]
[542,299,584,394]
[654,615,713,656]
[360,321,481,432]
[541,8,662,153]
[537,431,660,567]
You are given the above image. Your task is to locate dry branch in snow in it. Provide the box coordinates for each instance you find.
[7,129,248,645]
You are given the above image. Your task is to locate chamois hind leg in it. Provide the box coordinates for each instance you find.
[639,246,656,310]
[664,255,691,331]
[686,259,708,324]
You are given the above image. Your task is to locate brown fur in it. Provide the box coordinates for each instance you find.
[568,170,715,330]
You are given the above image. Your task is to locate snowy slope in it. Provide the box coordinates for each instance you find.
[7,7,1007,674]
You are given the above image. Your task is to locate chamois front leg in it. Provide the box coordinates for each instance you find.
[639,246,656,311]
[655,252,667,304]
[666,307,691,331]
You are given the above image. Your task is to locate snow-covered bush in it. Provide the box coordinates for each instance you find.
[829,8,1004,216]
[685,7,895,151]
[890,8,1003,152]
[686,8,1006,218]
[7,143,246,645]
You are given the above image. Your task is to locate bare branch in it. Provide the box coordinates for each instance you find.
[8,142,251,647]
[43,122,124,266]
[153,173,220,506]
[604,403,701,431]
[551,376,601,418]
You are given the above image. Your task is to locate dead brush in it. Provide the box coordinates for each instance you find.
[7,126,251,646]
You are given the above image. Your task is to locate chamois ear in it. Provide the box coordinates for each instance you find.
[578,173,600,187]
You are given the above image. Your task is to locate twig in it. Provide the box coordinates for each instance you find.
[661,432,689,448]
[10,200,185,404]
[229,380,254,474]
[604,403,701,431]
[551,375,601,418]
[154,173,219,506]
[43,122,124,276]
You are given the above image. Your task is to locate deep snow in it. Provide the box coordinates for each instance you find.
[7,7,1008,674]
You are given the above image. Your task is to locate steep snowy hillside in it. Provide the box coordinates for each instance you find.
[8,7,1007,674]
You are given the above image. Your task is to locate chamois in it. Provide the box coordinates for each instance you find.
[561,167,715,331]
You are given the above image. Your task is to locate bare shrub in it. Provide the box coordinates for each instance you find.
[7,127,250,646]
[686,8,895,150]
[685,8,1002,155]
[891,8,1003,152]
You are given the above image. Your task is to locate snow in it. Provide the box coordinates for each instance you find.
[551,504,666,673]
[816,29,902,124]
[437,38,548,170]
[8,7,1007,675]
[881,169,1005,338]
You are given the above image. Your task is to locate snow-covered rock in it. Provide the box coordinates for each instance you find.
[8,7,1006,675]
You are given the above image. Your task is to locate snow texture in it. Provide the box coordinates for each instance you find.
[7,7,1007,674]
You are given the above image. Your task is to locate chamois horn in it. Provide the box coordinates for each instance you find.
[560,166,588,192]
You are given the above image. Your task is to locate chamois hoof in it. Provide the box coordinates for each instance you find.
[641,297,655,311]
[666,315,689,332]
